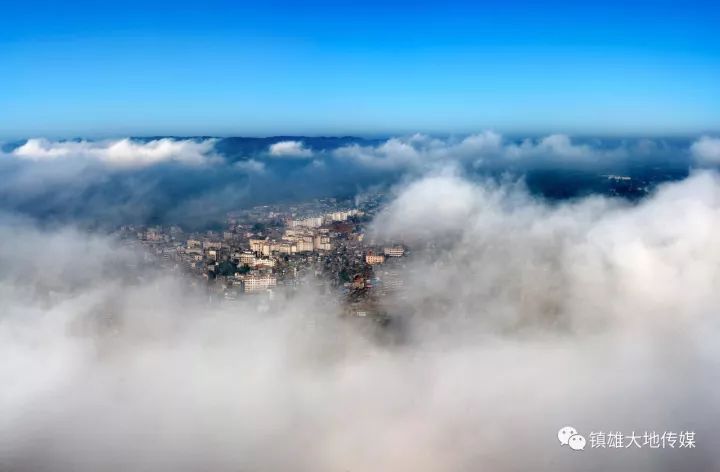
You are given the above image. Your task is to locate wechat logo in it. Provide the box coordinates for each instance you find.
[558,426,586,451]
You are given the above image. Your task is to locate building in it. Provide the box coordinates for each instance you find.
[365,252,385,265]
[249,238,267,253]
[296,236,315,252]
[250,238,297,256]
[314,235,332,251]
[237,251,256,266]
[290,216,323,228]
[271,241,297,255]
[242,274,277,293]
[255,257,276,268]
[383,246,405,257]
[325,209,359,223]
[203,240,223,250]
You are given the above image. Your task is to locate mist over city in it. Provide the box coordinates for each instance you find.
[2,1,719,471]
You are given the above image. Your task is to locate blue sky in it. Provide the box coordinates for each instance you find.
[1,0,719,138]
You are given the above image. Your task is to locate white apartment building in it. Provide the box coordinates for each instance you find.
[290,216,323,228]
[237,252,256,265]
[314,235,331,251]
[242,274,277,293]
[383,246,405,257]
[249,239,266,253]
[255,257,276,268]
[296,237,315,252]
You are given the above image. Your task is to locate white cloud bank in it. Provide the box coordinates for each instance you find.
[4,133,705,173]
[268,140,313,158]
[9,138,220,167]
[333,131,629,170]
[691,136,720,164]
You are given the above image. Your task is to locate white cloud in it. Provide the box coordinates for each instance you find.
[369,171,480,240]
[333,138,422,170]
[505,134,597,159]
[691,136,720,164]
[234,159,266,173]
[268,140,313,158]
[10,138,220,168]
[333,131,626,170]
[369,171,720,362]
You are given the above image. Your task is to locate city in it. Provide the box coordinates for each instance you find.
[119,194,410,322]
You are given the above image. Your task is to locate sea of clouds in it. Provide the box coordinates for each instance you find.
[2,132,716,228]
[5,133,719,167]
[1,144,720,470]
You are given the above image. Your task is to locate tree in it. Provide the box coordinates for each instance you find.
[217,260,237,277]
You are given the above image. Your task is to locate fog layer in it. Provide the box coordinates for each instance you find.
[1,171,719,471]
